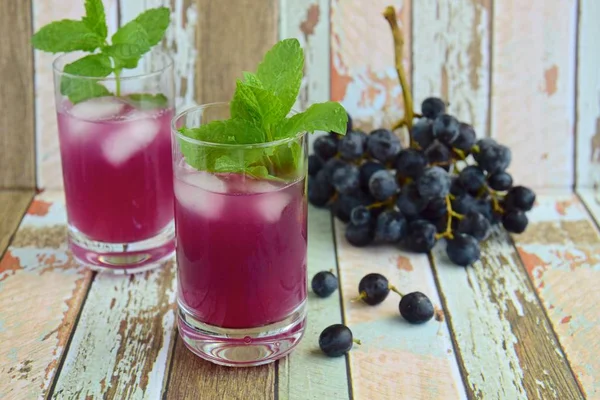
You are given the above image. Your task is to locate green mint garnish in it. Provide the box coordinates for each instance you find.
[32,0,170,104]
[178,38,348,181]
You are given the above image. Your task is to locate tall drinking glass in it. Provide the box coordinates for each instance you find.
[172,103,308,366]
[53,51,175,273]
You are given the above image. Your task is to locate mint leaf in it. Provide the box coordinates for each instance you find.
[107,21,152,69]
[83,0,107,39]
[124,93,168,110]
[32,20,104,53]
[214,156,271,179]
[64,80,111,104]
[276,102,347,139]
[243,72,263,88]
[61,53,112,96]
[230,80,284,131]
[256,38,303,115]
[180,119,266,145]
[133,7,170,46]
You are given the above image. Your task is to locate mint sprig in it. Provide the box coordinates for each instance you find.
[32,0,170,104]
[178,38,348,181]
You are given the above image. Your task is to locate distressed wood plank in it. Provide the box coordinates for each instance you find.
[331,0,411,132]
[0,1,35,188]
[515,194,598,397]
[576,0,600,189]
[195,0,278,104]
[577,188,600,223]
[51,262,177,399]
[412,0,491,137]
[490,0,577,188]
[119,0,198,109]
[166,336,275,400]
[0,192,93,399]
[333,220,466,400]
[430,226,583,399]
[278,208,349,400]
[0,191,34,256]
[279,0,330,150]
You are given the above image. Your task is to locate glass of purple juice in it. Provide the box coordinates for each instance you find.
[52,51,175,273]
[172,103,308,366]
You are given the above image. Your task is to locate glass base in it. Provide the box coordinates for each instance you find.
[177,300,307,367]
[68,222,175,274]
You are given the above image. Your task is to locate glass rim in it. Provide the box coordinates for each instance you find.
[52,49,174,81]
[172,102,307,149]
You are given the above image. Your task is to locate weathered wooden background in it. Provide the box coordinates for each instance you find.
[1,0,599,399]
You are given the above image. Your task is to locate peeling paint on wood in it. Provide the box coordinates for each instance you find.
[0,193,92,399]
[412,0,491,137]
[431,226,583,399]
[490,0,577,188]
[278,208,349,400]
[51,261,177,399]
[333,220,466,400]
[515,194,599,398]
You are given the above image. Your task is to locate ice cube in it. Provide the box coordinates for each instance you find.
[174,173,226,218]
[102,119,160,166]
[255,192,292,223]
[64,118,98,138]
[69,97,125,121]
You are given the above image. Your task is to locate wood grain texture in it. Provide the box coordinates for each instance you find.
[166,337,275,400]
[331,0,411,132]
[0,1,35,189]
[51,262,177,399]
[195,0,278,104]
[279,0,330,150]
[515,194,599,398]
[575,0,600,189]
[119,0,198,109]
[490,0,577,188]
[412,0,491,137]
[0,192,92,399]
[430,227,583,399]
[333,220,466,400]
[278,208,349,400]
[0,191,33,256]
[33,0,119,189]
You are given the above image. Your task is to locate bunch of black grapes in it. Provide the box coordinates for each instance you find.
[308,97,536,266]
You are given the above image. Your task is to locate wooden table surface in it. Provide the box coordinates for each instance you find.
[0,189,598,400]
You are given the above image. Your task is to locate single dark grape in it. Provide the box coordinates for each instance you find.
[420,197,448,221]
[432,114,460,144]
[424,140,451,165]
[311,271,339,298]
[332,164,360,194]
[366,129,402,162]
[358,273,394,305]
[457,211,491,241]
[503,186,536,212]
[450,178,467,197]
[488,171,513,191]
[346,112,353,134]
[458,166,486,193]
[313,135,338,161]
[421,97,446,119]
[308,154,323,176]
[359,161,385,193]
[502,209,528,233]
[350,205,371,226]
[453,123,477,151]
[319,324,356,357]
[473,139,512,173]
[369,170,398,201]
[375,210,407,243]
[345,223,374,247]
[451,193,478,215]
[403,220,437,253]
[416,166,451,201]
[446,233,481,266]
[396,183,428,219]
[411,119,435,149]
[339,130,367,161]
[394,149,427,179]
[333,192,372,223]
[399,292,434,324]
[321,158,347,181]
[308,172,334,207]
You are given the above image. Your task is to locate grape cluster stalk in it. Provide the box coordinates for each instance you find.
[307,6,536,267]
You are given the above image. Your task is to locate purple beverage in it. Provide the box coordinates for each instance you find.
[175,171,307,329]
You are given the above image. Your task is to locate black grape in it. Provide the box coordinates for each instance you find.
[367,129,402,162]
[416,166,451,201]
[446,233,480,266]
[411,119,435,149]
[345,223,374,247]
[488,171,513,191]
[332,164,360,194]
[403,220,437,253]
[339,130,367,161]
[308,154,323,176]
[394,149,427,179]
[458,166,486,193]
[369,170,398,201]
[457,211,491,241]
[359,161,385,193]
[313,135,338,161]
[421,97,446,119]
[453,123,476,151]
[375,210,407,243]
[424,141,451,165]
[502,209,528,233]
[432,114,460,144]
[503,186,536,212]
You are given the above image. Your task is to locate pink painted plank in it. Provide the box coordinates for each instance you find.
[515,194,599,397]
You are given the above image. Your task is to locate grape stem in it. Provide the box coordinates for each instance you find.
[353,338,362,345]
[383,6,414,146]
[435,195,464,240]
[389,285,404,297]
[488,188,505,213]
[351,291,367,302]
